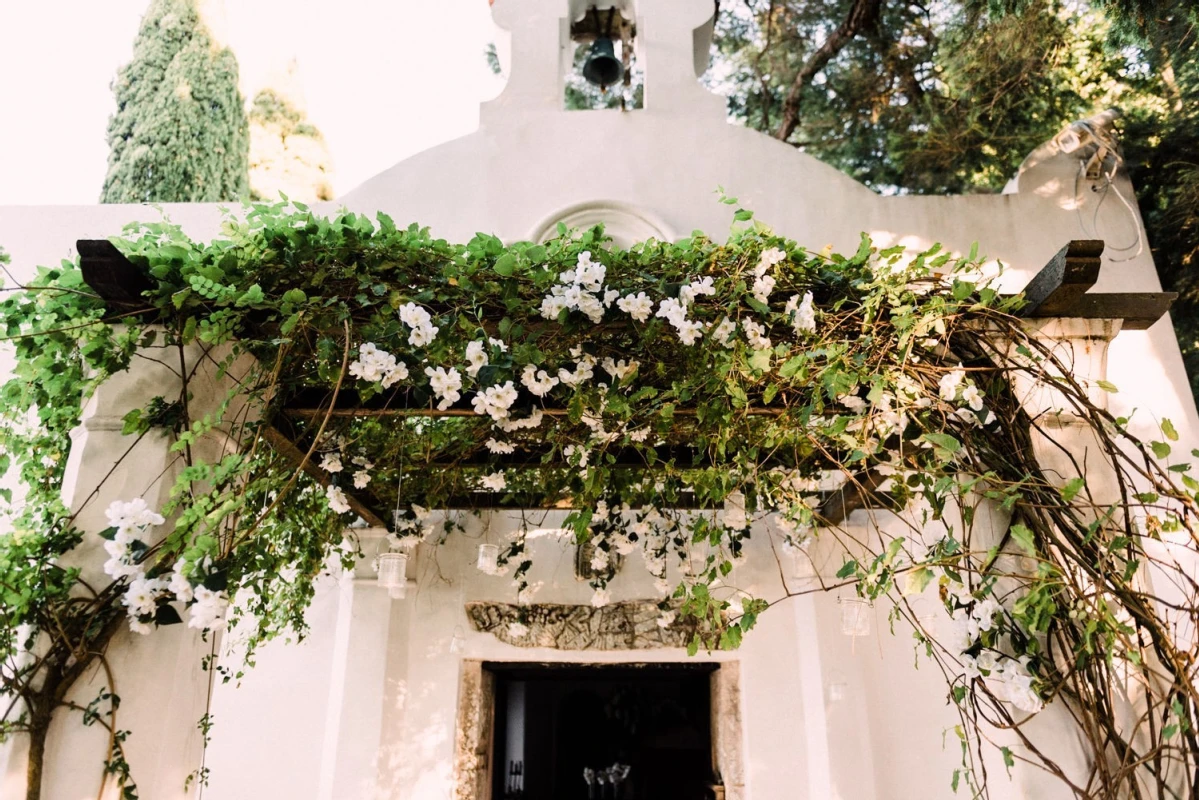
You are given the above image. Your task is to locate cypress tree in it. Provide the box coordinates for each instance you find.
[101,0,249,203]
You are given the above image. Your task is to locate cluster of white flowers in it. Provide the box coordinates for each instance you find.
[351,455,373,489]
[558,352,596,388]
[711,317,736,348]
[590,586,611,608]
[589,546,611,572]
[656,608,677,629]
[756,246,787,274]
[521,364,559,396]
[939,366,994,427]
[399,302,439,346]
[479,471,507,491]
[783,292,817,334]
[471,381,518,420]
[424,366,463,409]
[742,319,771,350]
[616,291,654,322]
[657,297,705,345]
[102,498,166,580]
[320,452,343,473]
[188,585,230,632]
[349,342,408,388]
[496,408,544,432]
[601,357,638,382]
[959,651,1044,713]
[750,274,775,305]
[464,340,489,377]
[485,438,514,454]
[949,597,1003,650]
[540,251,613,323]
[123,573,167,633]
[326,484,351,515]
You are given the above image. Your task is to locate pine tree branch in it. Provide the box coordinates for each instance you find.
[774,0,884,143]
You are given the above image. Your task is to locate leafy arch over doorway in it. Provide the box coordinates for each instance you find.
[0,204,1195,798]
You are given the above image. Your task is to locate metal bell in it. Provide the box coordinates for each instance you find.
[582,37,623,87]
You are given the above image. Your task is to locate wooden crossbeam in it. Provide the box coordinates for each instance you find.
[815,470,897,526]
[261,424,390,527]
[1014,240,1176,330]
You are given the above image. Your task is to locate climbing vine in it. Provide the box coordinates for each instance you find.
[0,202,1197,798]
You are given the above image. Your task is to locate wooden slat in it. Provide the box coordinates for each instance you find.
[1054,292,1178,331]
[1019,240,1103,316]
[261,424,389,527]
[77,239,154,308]
[816,470,897,526]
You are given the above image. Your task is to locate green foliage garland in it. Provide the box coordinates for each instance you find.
[1,203,1197,799]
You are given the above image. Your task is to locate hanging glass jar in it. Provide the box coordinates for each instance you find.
[477,543,500,574]
[377,551,409,599]
[839,596,872,637]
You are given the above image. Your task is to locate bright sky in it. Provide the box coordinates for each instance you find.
[0,0,506,205]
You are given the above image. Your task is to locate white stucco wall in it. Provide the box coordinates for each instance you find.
[1,1,1195,798]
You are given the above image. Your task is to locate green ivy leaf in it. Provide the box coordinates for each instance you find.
[1010,524,1036,557]
[1060,477,1085,502]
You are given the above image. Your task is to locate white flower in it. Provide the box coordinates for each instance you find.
[972,598,1002,631]
[564,444,589,468]
[399,303,439,347]
[611,533,635,555]
[558,356,596,387]
[496,408,544,432]
[603,289,620,307]
[750,274,776,304]
[755,246,786,276]
[349,342,408,388]
[628,426,651,443]
[591,587,611,608]
[679,277,715,305]
[471,381,519,420]
[465,340,489,377]
[616,292,654,322]
[653,576,671,595]
[320,453,343,473]
[326,485,351,515]
[485,438,515,454]
[129,618,153,635]
[601,357,638,382]
[508,621,529,638]
[187,585,230,632]
[488,337,507,352]
[840,394,867,412]
[169,559,194,603]
[104,556,141,579]
[791,291,816,333]
[425,366,463,410]
[480,471,507,491]
[742,319,771,350]
[590,547,610,571]
[123,575,164,617]
[656,609,677,628]
[521,364,560,396]
[712,317,736,348]
[961,384,985,411]
[939,368,966,401]
[105,498,165,533]
[353,470,371,489]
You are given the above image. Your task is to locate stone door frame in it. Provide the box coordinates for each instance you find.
[452,659,745,799]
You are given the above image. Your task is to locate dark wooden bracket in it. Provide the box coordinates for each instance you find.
[1014,240,1175,330]
[77,239,154,309]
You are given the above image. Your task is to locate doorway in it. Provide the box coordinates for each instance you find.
[488,663,716,800]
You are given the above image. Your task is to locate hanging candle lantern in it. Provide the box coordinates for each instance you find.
[477,543,500,575]
[449,625,466,655]
[377,551,409,599]
[840,597,872,637]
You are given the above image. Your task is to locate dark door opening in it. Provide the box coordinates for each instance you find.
[488,662,717,800]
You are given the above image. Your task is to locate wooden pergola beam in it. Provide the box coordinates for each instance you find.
[261,424,390,528]
[1013,240,1175,330]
